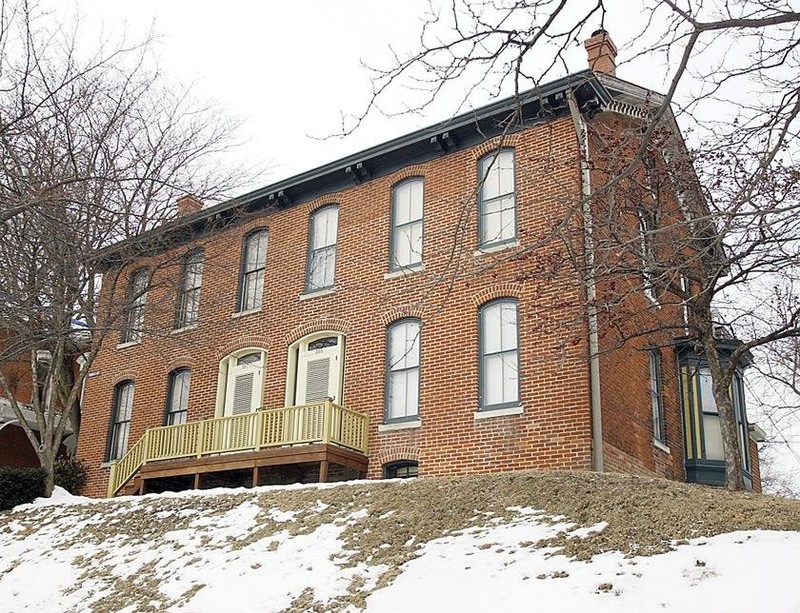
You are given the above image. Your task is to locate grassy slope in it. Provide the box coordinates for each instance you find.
[2,471,799,612]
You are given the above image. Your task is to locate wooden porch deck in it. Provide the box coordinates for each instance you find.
[109,401,370,496]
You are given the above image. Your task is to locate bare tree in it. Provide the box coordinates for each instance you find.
[353,0,800,490]
[0,1,246,495]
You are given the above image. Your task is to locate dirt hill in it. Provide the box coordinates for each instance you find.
[2,471,799,612]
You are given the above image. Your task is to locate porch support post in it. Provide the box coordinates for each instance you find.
[319,459,329,483]
[252,466,260,488]
[193,473,201,490]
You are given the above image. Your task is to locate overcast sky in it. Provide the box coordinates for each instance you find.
[59,1,659,193]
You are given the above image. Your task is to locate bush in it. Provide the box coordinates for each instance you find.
[0,467,46,511]
[54,457,88,495]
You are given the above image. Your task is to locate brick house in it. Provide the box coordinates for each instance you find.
[76,32,763,498]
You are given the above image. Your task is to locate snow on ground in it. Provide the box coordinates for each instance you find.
[1,478,799,612]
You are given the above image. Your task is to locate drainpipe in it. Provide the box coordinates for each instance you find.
[567,89,604,472]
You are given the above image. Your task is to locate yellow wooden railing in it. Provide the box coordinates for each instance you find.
[107,400,369,497]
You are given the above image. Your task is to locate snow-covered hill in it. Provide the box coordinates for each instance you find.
[1,471,799,612]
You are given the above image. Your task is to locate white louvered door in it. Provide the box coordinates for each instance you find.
[223,353,263,417]
[295,337,342,405]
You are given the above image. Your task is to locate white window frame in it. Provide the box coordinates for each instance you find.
[390,178,424,271]
[478,149,516,248]
[306,206,339,292]
[385,319,421,422]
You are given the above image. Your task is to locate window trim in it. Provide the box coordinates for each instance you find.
[389,177,424,272]
[383,460,419,479]
[306,205,339,292]
[384,318,422,423]
[477,148,517,249]
[236,229,268,313]
[215,348,267,418]
[478,298,521,411]
[164,368,191,426]
[121,268,149,344]
[649,348,666,444]
[108,380,134,461]
[175,249,204,329]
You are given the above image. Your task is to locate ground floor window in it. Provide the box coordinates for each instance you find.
[384,460,419,479]
[680,363,751,486]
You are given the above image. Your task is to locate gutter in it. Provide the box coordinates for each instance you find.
[567,89,604,472]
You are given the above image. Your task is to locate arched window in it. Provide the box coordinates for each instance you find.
[121,268,149,343]
[216,349,266,416]
[238,230,268,312]
[478,149,516,247]
[385,319,421,422]
[479,299,520,410]
[384,460,419,479]
[165,369,191,425]
[390,178,424,270]
[306,206,339,291]
[109,381,134,460]
[176,249,204,328]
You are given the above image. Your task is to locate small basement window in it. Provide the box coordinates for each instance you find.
[384,461,419,479]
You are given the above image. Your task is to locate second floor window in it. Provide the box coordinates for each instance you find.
[238,230,268,312]
[386,319,421,421]
[478,149,516,247]
[176,249,204,328]
[165,369,191,425]
[121,268,149,344]
[391,178,424,270]
[307,205,338,291]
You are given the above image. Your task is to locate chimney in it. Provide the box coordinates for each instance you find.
[176,194,203,217]
[584,29,617,76]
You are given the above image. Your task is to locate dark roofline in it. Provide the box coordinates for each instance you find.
[94,69,614,267]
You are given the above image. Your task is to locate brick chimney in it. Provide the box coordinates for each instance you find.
[584,29,617,76]
[176,195,203,217]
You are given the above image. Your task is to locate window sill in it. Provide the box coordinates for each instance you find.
[473,239,520,257]
[299,287,336,301]
[231,308,261,319]
[378,419,422,432]
[474,405,524,420]
[116,340,141,350]
[171,324,198,334]
[384,264,425,280]
[100,461,113,469]
[652,439,670,454]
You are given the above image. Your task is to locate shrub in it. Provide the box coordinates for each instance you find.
[0,467,46,511]
[54,457,88,495]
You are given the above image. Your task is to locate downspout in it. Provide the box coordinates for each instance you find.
[567,89,604,472]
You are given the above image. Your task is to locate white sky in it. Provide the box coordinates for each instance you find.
[58,1,656,192]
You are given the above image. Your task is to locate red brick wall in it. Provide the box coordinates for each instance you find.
[78,117,601,497]
[0,425,39,468]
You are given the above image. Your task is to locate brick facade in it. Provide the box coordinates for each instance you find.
[75,70,761,496]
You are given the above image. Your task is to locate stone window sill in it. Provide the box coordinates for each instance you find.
[378,419,422,432]
[231,308,261,319]
[384,264,425,280]
[116,340,141,350]
[653,439,671,454]
[473,240,519,257]
[299,287,337,301]
[171,324,198,334]
[474,405,524,420]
